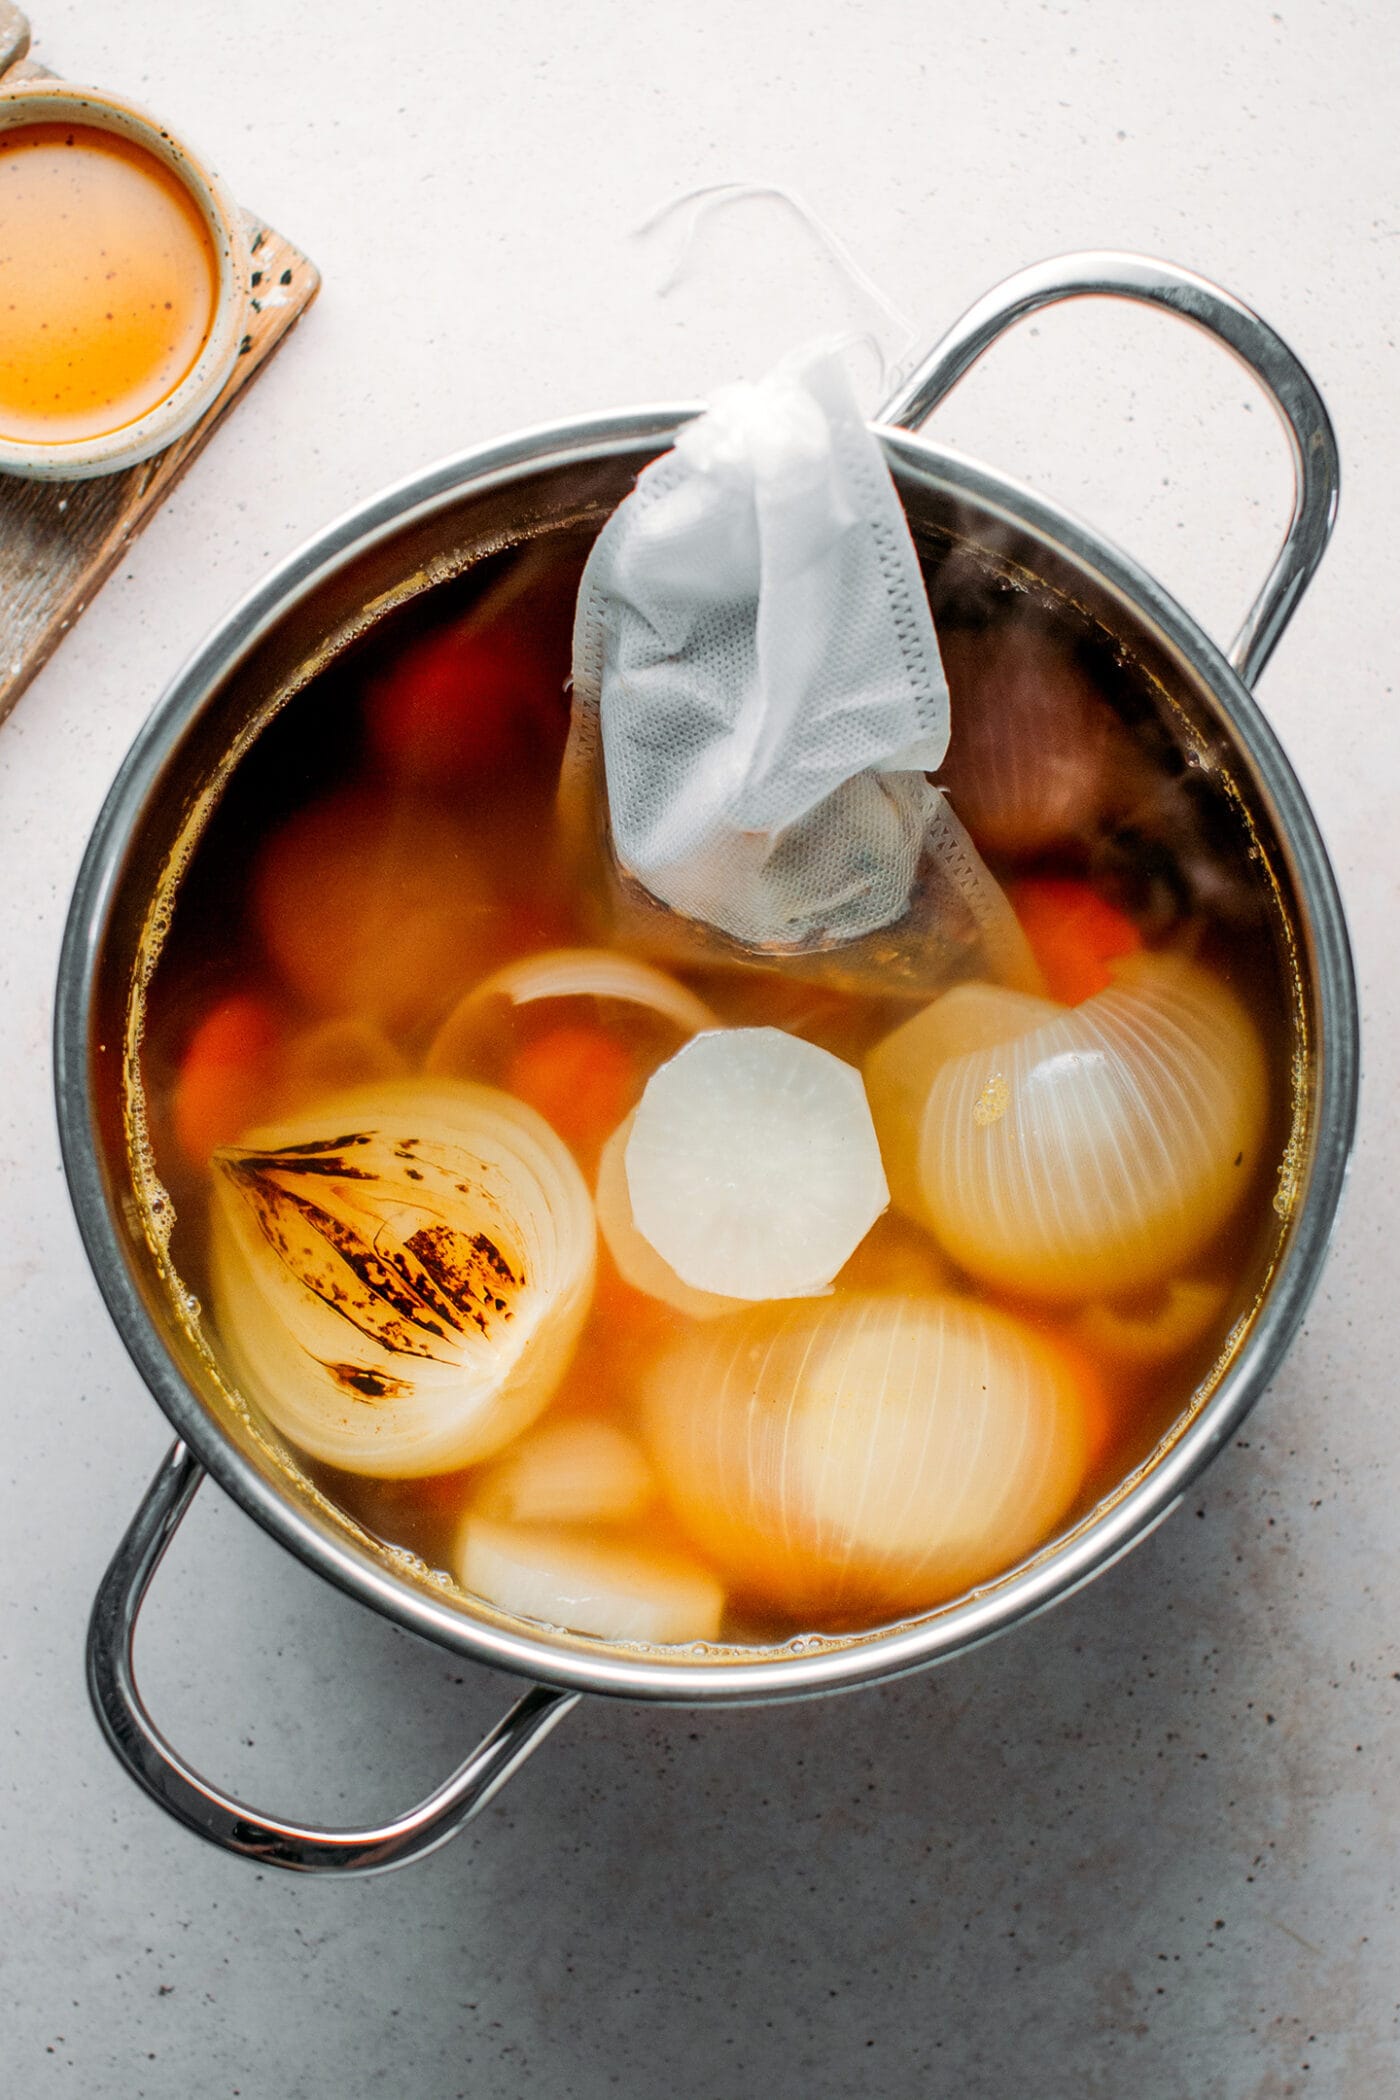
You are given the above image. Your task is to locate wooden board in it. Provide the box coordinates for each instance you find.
[0,13,320,726]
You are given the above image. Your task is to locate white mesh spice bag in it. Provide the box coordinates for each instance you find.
[561,344,1038,997]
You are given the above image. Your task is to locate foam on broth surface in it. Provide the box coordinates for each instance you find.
[130,528,1299,1648]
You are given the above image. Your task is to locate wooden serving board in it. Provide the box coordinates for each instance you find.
[0,7,320,726]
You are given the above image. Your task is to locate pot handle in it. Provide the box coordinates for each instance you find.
[876,251,1339,689]
[86,1440,579,1877]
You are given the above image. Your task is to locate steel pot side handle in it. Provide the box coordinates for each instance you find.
[876,250,1340,690]
[86,1441,580,1877]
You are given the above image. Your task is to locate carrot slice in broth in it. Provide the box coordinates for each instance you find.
[1010,876,1143,1006]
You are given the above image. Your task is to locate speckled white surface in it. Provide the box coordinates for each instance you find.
[2,3,1397,2094]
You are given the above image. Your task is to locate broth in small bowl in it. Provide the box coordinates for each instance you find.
[0,80,248,477]
[59,252,1354,1874]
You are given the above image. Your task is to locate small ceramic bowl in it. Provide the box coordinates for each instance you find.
[0,79,250,480]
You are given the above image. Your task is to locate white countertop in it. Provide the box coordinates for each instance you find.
[3,2,1397,2093]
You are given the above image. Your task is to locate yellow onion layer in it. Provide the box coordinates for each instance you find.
[639,1293,1088,1617]
[935,624,1125,859]
[872,953,1269,1304]
[426,947,716,1080]
[863,982,1063,1217]
[210,1078,596,1478]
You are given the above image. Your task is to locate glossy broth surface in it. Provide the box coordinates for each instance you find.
[138,531,1295,1645]
[0,120,217,443]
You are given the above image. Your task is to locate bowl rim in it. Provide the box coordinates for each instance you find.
[0,78,248,479]
[53,404,1360,1705]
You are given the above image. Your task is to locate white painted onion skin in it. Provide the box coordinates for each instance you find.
[210,1079,596,1478]
[881,953,1269,1304]
[639,1293,1088,1617]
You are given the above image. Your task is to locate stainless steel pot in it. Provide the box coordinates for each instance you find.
[57,253,1357,1876]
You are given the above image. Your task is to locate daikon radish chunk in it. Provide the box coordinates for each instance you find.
[253,787,507,1038]
[640,1293,1088,1616]
[624,1028,889,1300]
[471,1418,655,1525]
[457,1519,723,1643]
[863,983,1063,1216]
[595,1113,749,1319]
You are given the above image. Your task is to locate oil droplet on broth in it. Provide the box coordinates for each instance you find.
[972,1071,1010,1126]
[0,121,218,443]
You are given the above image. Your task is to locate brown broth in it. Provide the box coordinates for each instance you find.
[139,531,1296,1645]
[0,121,217,443]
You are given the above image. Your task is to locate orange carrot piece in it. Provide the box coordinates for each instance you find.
[253,786,505,1038]
[173,992,283,1169]
[364,622,568,788]
[507,1024,637,1155]
[1010,876,1143,1005]
[1051,1330,1118,1473]
[987,1293,1119,1475]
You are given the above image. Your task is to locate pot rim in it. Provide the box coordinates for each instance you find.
[54,403,1359,1706]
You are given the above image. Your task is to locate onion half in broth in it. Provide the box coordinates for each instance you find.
[640,1293,1089,1618]
[867,953,1269,1304]
[210,1078,596,1477]
[935,623,1125,859]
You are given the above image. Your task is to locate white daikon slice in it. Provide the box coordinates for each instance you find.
[624,1028,889,1300]
[1072,1279,1228,1368]
[471,1418,655,1525]
[595,1113,748,1319]
[458,1519,723,1644]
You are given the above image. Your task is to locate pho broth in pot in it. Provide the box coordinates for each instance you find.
[59,255,1356,1875]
